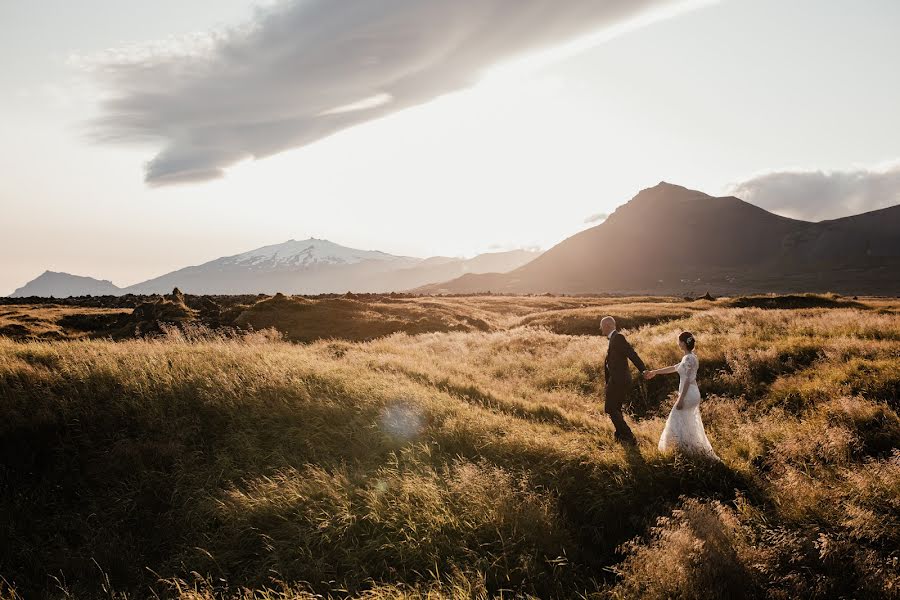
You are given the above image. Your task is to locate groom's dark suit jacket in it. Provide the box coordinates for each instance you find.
[604,330,647,390]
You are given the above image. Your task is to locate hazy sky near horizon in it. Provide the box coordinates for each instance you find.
[1,0,899,294]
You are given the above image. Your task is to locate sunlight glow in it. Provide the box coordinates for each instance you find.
[320,93,394,116]
[484,0,720,82]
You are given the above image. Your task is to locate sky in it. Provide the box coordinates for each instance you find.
[2,0,899,295]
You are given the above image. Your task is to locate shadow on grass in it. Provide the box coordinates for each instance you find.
[0,368,400,599]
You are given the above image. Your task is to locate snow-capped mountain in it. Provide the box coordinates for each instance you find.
[123,238,422,295]
[221,238,415,269]
[8,238,541,297]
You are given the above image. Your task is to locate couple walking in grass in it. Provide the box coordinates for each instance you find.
[601,316,718,459]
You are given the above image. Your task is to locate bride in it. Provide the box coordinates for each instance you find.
[644,331,719,459]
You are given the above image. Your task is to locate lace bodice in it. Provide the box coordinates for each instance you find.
[677,352,699,387]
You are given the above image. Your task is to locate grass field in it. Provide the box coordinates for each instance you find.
[1,294,898,598]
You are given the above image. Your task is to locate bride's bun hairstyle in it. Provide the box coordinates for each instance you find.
[679,331,696,351]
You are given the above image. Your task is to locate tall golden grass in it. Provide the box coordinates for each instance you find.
[0,296,897,598]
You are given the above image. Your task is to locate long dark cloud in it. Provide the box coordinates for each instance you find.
[728,162,900,221]
[85,0,701,185]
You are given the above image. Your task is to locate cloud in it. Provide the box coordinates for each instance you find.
[83,0,706,186]
[727,161,900,221]
[584,212,608,224]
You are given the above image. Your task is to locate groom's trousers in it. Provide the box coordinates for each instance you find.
[604,383,636,443]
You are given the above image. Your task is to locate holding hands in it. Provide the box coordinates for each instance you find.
[644,367,685,409]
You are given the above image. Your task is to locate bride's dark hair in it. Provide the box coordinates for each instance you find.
[679,331,696,351]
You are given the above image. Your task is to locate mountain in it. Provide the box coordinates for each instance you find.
[123,238,422,295]
[10,271,122,298]
[8,239,541,297]
[123,239,539,295]
[367,249,542,292]
[417,182,900,296]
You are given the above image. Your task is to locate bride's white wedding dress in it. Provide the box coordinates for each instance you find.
[658,352,719,459]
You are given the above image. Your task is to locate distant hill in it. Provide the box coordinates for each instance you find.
[369,249,541,293]
[417,182,900,296]
[9,239,541,297]
[11,271,122,298]
[123,238,421,295]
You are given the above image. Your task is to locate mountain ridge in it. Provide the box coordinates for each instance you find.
[9,241,540,297]
[417,182,900,296]
[10,183,899,298]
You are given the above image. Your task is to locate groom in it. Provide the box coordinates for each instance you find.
[600,316,647,446]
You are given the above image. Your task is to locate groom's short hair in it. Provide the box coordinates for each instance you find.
[601,316,616,332]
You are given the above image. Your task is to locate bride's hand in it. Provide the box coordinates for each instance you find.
[643,370,654,380]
